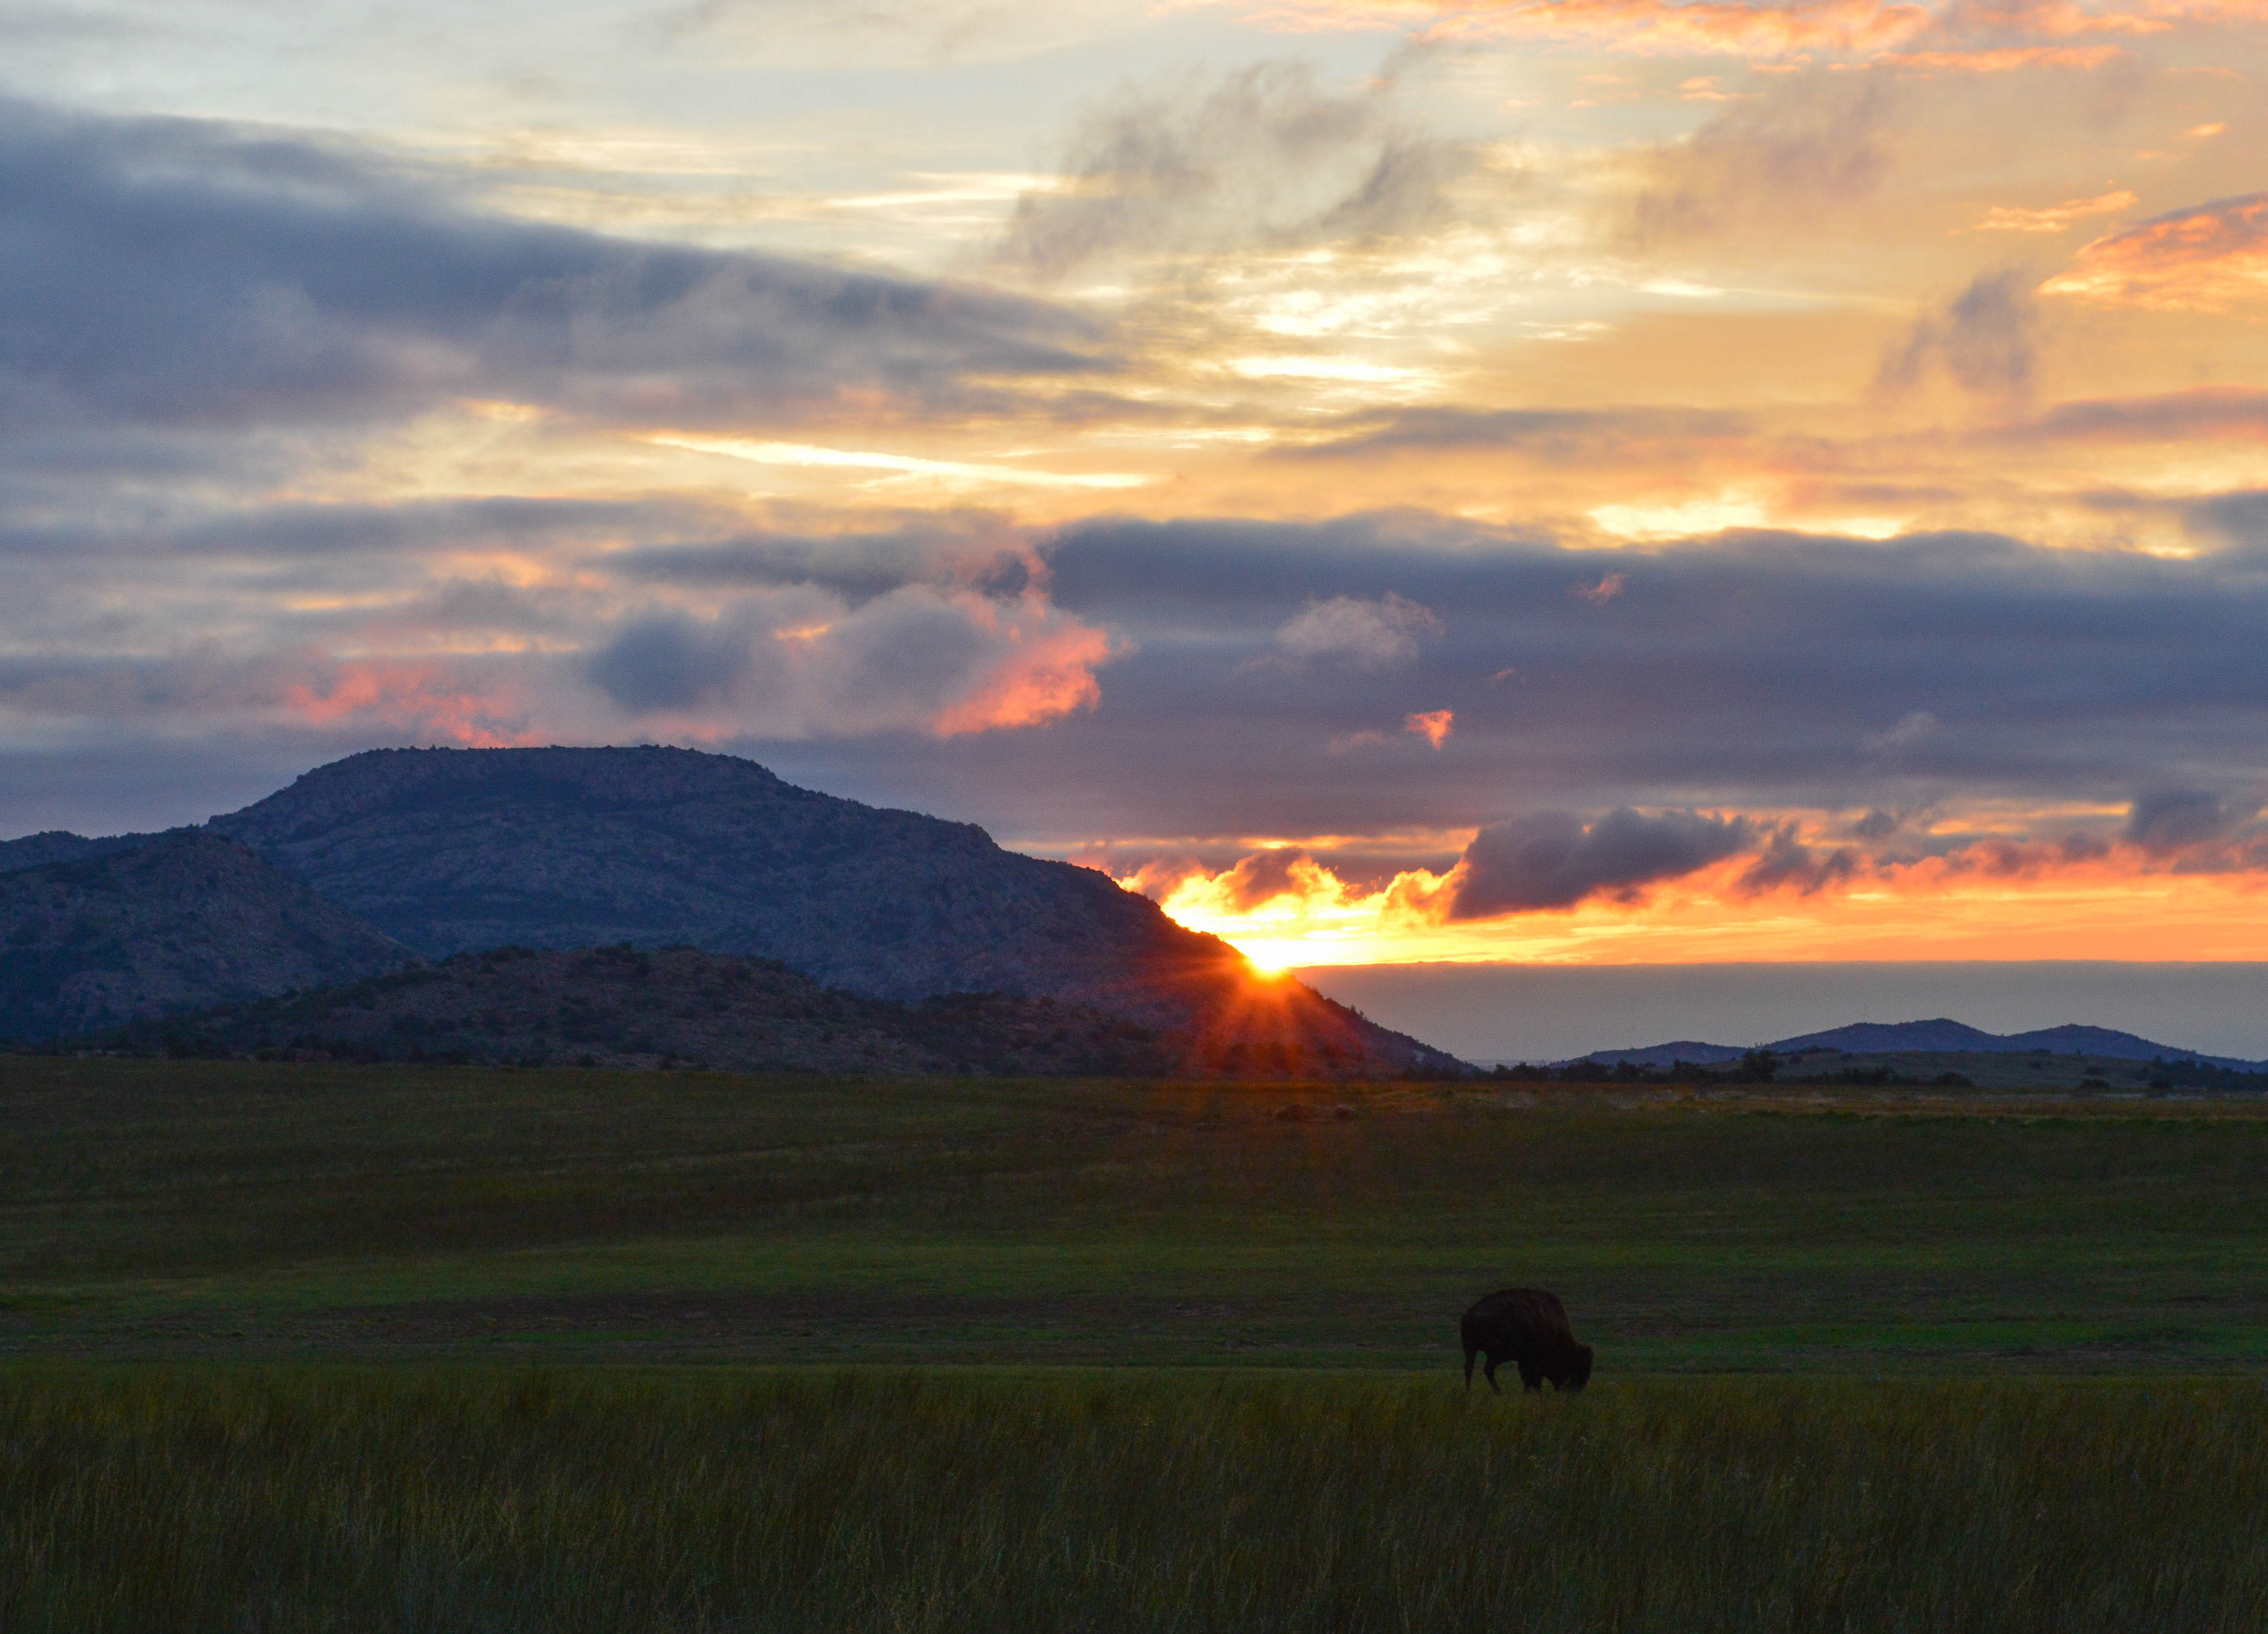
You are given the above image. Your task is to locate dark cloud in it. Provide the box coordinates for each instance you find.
[24,500,2268,853]
[748,510,2268,847]
[587,616,753,712]
[1449,808,1755,917]
[1850,808,1904,841]
[1734,824,1858,896]
[602,514,1036,604]
[0,495,705,563]
[2189,490,2268,553]
[1878,269,2039,400]
[997,61,1484,278]
[0,95,1110,437]
[1214,848,1316,911]
[2124,788,2257,854]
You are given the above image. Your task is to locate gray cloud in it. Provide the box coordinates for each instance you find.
[1735,824,1858,896]
[1271,592,1440,670]
[1631,74,1893,245]
[752,509,2268,848]
[2124,788,2258,854]
[1275,405,1752,462]
[25,497,2268,856]
[587,616,754,712]
[1879,269,2039,400]
[0,95,1110,438]
[602,513,1037,605]
[1449,808,1756,917]
[998,60,1483,279]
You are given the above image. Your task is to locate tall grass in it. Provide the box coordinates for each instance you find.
[4,1365,2264,1632]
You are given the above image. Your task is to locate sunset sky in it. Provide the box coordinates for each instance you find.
[7,0,2268,993]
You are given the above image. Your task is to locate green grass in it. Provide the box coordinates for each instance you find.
[4,1364,2265,1633]
[7,1061,2268,1627]
[6,1057,2268,1369]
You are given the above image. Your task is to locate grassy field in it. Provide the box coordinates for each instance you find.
[5,1364,2267,1633]
[5,1058,2268,1628]
[5,1056,2268,1370]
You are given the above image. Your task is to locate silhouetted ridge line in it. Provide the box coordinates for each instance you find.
[193,745,1459,1077]
[1567,1016,2261,1071]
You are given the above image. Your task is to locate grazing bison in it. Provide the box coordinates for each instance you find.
[1461,1287,1593,1393]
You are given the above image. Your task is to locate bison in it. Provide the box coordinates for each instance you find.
[1461,1287,1593,1393]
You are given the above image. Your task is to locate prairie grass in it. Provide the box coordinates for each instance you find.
[4,1363,2265,1632]
[6,1057,2268,1369]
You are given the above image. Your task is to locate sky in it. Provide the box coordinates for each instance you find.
[8,0,2268,995]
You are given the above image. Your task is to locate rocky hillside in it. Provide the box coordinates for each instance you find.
[0,832,411,1038]
[106,944,1177,1077]
[0,830,151,872]
[203,746,1460,1077]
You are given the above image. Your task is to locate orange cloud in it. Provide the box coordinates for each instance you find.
[1405,708,1455,746]
[2041,193,2268,310]
[1190,0,2263,62]
[1133,827,2268,969]
[1970,189,2136,233]
[1885,43,2126,68]
[931,608,1117,736]
[281,663,536,747]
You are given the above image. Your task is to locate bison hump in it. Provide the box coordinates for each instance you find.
[1462,1287,1578,1345]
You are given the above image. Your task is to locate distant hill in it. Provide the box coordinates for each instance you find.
[1555,1040,1747,1069]
[1570,1016,2262,1071]
[194,746,1458,1076]
[103,944,1179,1077]
[0,832,410,1038]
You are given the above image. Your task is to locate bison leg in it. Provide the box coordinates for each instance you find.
[1519,1361,1544,1392]
[1481,1354,1503,1393]
[1463,1346,1478,1388]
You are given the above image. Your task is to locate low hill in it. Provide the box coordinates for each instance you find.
[193,746,1460,1077]
[102,944,1181,1077]
[1568,1017,2262,1073]
[0,830,153,873]
[1553,1040,1746,1069]
[0,832,411,1038]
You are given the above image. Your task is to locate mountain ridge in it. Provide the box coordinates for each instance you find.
[7,746,1462,1077]
[1566,1016,2262,1071]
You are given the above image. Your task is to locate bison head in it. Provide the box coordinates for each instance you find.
[1562,1344,1595,1393]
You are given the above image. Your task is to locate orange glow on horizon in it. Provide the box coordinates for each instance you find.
[1131,844,2268,968]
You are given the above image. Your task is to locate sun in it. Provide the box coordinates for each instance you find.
[1232,939,1299,976]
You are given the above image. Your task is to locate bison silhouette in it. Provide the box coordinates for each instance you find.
[1461,1287,1593,1393]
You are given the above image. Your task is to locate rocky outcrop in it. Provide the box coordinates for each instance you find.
[105,943,1177,1077]
[0,831,412,1038]
[205,746,1461,1077]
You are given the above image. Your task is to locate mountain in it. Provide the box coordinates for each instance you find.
[1570,1016,2261,1071]
[1768,1019,2006,1055]
[0,831,411,1038]
[0,830,152,874]
[106,944,1179,1077]
[188,745,1458,1077]
[1769,1018,2260,1069]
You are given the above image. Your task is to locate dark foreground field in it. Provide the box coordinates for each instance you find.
[4,1057,2268,1369]
[5,1058,2268,1628]
[6,1364,2267,1633]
